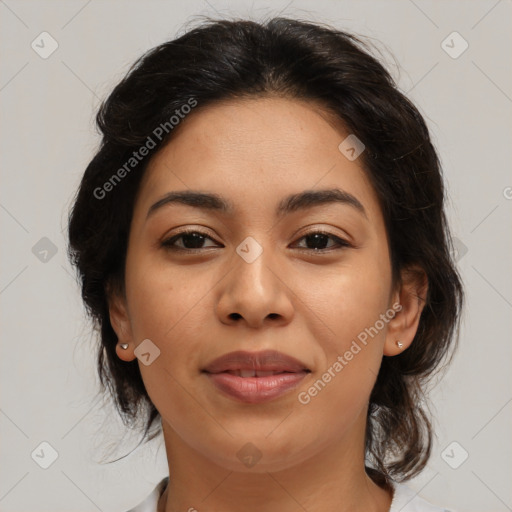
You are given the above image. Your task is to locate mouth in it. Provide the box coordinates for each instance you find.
[201,350,311,403]
[201,349,311,375]
[219,369,299,377]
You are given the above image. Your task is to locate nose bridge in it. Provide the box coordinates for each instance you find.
[232,233,278,299]
[216,233,294,327]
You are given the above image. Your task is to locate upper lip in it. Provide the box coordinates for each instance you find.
[202,350,310,374]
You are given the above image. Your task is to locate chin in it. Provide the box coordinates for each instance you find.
[200,434,315,474]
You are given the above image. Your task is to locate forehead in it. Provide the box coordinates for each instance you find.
[135,96,381,223]
[148,96,347,173]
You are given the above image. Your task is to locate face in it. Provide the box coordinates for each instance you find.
[110,96,418,473]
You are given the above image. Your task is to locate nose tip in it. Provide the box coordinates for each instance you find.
[215,238,296,328]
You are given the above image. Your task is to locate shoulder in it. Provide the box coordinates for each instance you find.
[389,481,456,512]
[125,477,169,512]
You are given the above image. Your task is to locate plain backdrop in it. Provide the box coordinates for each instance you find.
[0,1,511,511]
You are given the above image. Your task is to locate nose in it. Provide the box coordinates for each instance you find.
[215,240,295,329]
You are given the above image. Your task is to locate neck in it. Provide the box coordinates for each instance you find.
[158,410,392,512]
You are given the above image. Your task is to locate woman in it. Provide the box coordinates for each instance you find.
[67,16,463,512]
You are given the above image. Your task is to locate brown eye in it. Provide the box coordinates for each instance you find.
[292,231,351,252]
[161,229,351,254]
[161,230,221,252]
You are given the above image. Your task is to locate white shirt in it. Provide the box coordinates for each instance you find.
[126,477,456,512]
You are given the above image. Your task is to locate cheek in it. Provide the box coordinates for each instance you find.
[124,253,221,398]
[303,248,391,344]
[125,250,209,338]
[297,249,391,402]
[124,258,211,423]
[293,279,389,445]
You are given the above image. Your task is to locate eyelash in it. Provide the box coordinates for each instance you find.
[160,229,351,254]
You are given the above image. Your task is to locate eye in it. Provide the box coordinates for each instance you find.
[160,229,351,253]
[291,230,351,252]
[161,229,220,252]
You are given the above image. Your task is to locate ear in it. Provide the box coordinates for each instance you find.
[106,279,137,362]
[383,265,428,356]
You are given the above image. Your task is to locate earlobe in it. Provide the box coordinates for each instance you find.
[115,341,136,362]
[106,281,137,362]
[383,266,428,356]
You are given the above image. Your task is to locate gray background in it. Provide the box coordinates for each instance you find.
[1,1,511,511]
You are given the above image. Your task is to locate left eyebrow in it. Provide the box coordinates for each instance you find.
[146,188,367,221]
[276,188,367,219]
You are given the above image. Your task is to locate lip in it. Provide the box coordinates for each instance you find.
[202,350,311,404]
[202,349,310,374]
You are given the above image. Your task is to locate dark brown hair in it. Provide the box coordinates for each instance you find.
[67,16,464,486]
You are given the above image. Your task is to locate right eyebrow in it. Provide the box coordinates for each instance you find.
[146,190,234,220]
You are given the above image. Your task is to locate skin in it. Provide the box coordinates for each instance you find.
[108,97,427,512]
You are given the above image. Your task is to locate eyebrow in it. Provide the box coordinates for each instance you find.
[146,188,367,220]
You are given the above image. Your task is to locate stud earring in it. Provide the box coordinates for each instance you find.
[119,343,129,350]
[396,341,404,349]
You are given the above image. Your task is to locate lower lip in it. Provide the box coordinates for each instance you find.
[204,371,309,403]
